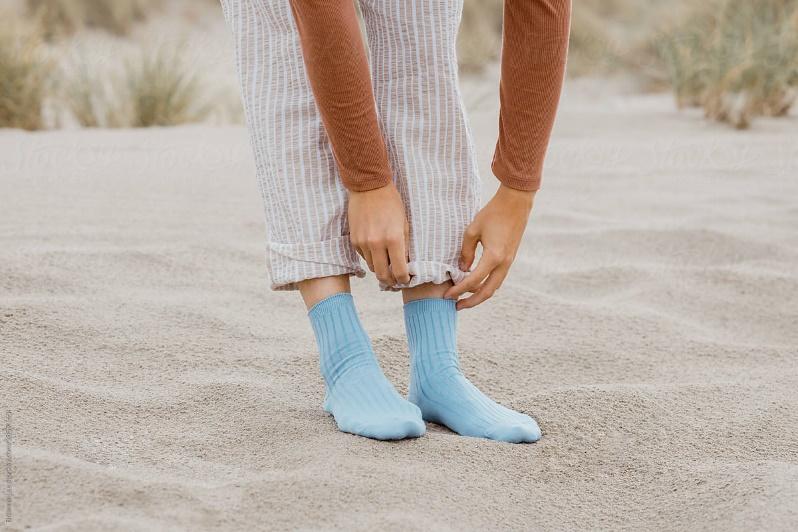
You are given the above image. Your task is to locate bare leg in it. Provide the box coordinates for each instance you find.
[298,275,351,309]
[401,282,452,304]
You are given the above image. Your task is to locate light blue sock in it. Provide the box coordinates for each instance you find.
[308,293,425,440]
[404,298,541,443]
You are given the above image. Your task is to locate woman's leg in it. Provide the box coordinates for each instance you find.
[360,0,540,443]
[402,282,450,303]
[220,0,423,440]
[298,276,350,309]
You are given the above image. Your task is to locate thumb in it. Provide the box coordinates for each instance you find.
[459,224,479,271]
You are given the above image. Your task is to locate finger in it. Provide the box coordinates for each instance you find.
[372,248,396,285]
[388,238,411,285]
[456,265,509,311]
[444,255,497,300]
[459,225,479,271]
[360,247,375,273]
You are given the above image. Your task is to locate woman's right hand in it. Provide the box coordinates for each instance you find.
[348,183,411,286]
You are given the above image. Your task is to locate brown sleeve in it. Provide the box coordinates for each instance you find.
[492,0,572,192]
[288,0,392,192]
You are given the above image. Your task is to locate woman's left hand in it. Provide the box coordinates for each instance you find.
[444,185,535,310]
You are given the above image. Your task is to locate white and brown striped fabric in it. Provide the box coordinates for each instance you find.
[220,0,481,290]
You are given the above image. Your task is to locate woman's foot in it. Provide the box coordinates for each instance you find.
[403,298,541,443]
[309,293,425,440]
[322,367,426,441]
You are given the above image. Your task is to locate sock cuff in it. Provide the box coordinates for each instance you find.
[403,297,456,316]
[307,292,354,318]
[403,298,458,369]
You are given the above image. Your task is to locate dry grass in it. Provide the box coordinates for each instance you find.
[62,44,210,128]
[26,0,156,40]
[59,54,125,128]
[0,20,50,130]
[458,0,672,78]
[657,0,798,128]
[458,0,503,72]
[124,45,210,127]
[11,0,796,131]
[567,4,616,77]
[459,0,798,126]
[566,0,687,80]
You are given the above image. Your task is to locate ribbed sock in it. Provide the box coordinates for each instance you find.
[308,293,425,440]
[403,298,541,443]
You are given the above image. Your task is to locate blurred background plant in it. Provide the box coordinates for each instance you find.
[26,0,156,40]
[457,0,502,72]
[0,17,50,130]
[656,0,798,128]
[60,44,210,127]
[1,0,796,131]
[123,45,210,127]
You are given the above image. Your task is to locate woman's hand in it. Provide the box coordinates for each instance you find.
[348,183,411,286]
[444,185,535,310]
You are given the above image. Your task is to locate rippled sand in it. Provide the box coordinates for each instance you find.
[2,78,797,530]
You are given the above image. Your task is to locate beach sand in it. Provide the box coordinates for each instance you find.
[2,77,798,530]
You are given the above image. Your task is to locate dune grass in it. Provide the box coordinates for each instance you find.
[657,0,798,128]
[26,0,155,40]
[459,0,798,126]
[458,0,670,78]
[458,0,503,72]
[59,55,123,128]
[124,45,210,127]
[62,44,210,128]
[10,0,797,131]
[566,0,688,81]
[0,22,50,130]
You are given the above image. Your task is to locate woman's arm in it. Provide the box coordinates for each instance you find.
[288,0,391,192]
[290,0,571,294]
[291,0,571,194]
[289,0,410,286]
[493,0,572,192]
[446,0,571,309]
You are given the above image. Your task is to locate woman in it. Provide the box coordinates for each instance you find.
[220,0,571,442]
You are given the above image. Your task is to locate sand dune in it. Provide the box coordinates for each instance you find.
[2,77,798,530]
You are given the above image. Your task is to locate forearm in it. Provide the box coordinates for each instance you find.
[288,0,392,192]
[492,0,572,192]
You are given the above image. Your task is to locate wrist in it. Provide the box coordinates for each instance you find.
[349,181,396,197]
[495,184,536,212]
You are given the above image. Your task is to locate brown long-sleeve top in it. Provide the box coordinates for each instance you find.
[289,0,571,193]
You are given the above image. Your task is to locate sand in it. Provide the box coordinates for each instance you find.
[2,76,798,530]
